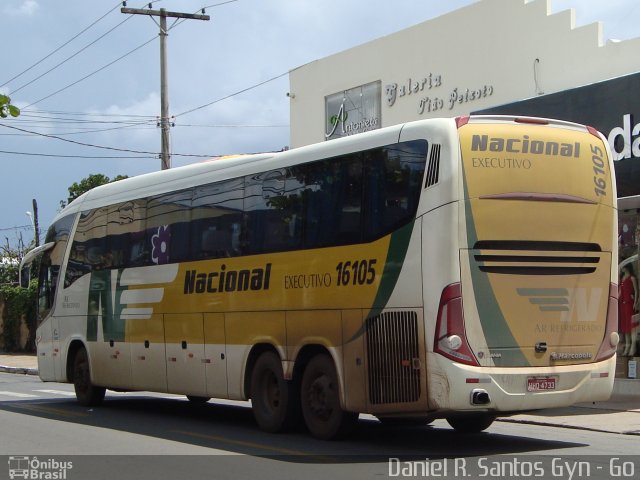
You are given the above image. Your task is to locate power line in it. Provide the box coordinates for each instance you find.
[23,36,157,109]
[170,0,238,29]
[21,109,156,119]
[174,71,288,118]
[0,1,123,89]
[0,125,156,137]
[10,16,135,96]
[174,123,289,128]
[0,122,158,155]
[0,224,32,233]
[0,122,223,158]
[0,149,157,159]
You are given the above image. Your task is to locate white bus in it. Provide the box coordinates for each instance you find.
[22,115,618,439]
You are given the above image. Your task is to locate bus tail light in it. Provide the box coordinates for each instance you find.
[434,283,479,366]
[586,125,600,138]
[595,283,619,362]
[455,116,470,128]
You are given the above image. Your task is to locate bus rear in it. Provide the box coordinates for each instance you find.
[433,116,617,418]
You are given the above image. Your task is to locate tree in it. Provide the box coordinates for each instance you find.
[60,173,128,208]
[0,242,37,352]
[0,94,20,118]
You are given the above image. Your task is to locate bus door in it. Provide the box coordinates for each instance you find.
[129,314,167,392]
[204,313,228,398]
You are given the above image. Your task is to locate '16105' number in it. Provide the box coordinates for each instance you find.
[336,259,377,286]
[591,144,607,197]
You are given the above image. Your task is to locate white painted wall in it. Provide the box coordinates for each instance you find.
[289,0,640,147]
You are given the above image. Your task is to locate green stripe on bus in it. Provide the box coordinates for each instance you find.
[367,221,415,319]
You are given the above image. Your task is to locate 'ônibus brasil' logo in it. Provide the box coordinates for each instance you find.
[184,263,272,294]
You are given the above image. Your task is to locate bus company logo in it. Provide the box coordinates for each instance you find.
[184,263,272,295]
[471,134,581,158]
[116,263,179,321]
[8,456,73,480]
[550,351,593,361]
[517,288,601,322]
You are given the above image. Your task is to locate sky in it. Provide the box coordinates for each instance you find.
[2,0,640,248]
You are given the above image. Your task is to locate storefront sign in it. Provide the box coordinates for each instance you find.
[385,72,494,114]
[325,81,381,140]
[608,113,640,161]
[475,71,640,198]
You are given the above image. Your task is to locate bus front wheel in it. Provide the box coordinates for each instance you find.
[446,414,495,433]
[72,347,105,406]
[250,351,299,433]
[301,354,358,440]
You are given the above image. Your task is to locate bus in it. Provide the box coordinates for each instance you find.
[21,115,618,439]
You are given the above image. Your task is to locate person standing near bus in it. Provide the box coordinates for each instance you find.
[619,264,638,356]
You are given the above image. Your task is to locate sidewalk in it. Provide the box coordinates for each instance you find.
[502,384,640,436]
[1,354,638,435]
[0,353,38,376]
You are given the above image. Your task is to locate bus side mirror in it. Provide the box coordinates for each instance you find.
[20,265,30,288]
[19,242,55,289]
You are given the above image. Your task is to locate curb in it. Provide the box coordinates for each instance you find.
[497,416,640,436]
[0,366,39,376]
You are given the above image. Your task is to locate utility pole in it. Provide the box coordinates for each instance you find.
[32,198,40,248]
[121,5,210,170]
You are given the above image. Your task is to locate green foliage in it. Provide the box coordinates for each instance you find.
[0,259,19,285]
[1,243,38,352]
[0,280,37,352]
[0,94,20,118]
[0,243,29,286]
[60,173,129,208]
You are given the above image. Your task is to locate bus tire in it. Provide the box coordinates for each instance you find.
[301,354,358,440]
[186,396,210,403]
[72,347,105,407]
[446,414,495,433]
[250,351,299,433]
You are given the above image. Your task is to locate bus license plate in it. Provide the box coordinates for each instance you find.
[527,377,556,391]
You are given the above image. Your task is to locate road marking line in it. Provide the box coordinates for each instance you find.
[0,391,38,398]
[11,403,89,418]
[35,389,77,397]
[173,430,335,461]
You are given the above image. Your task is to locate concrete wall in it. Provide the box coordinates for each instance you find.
[289,0,640,147]
[0,297,30,352]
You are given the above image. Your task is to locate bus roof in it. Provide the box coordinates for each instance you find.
[52,118,420,223]
[51,114,599,226]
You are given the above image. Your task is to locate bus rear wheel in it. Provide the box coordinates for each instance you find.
[446,414,495,433]
[301,354,358,440]
[72,347,105,406]
[250,351,299,433]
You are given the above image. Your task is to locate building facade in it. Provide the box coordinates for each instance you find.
[289,0,640,159]
[288,0,640,370]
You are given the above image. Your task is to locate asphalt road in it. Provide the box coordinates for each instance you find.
[1,372,638,480]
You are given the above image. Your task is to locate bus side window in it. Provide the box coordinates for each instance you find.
[243,169,303,254]
[297,155,363,248]
[364,140,428,241]
[193,178,244,259]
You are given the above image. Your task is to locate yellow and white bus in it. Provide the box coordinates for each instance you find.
[22,115,619,439]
